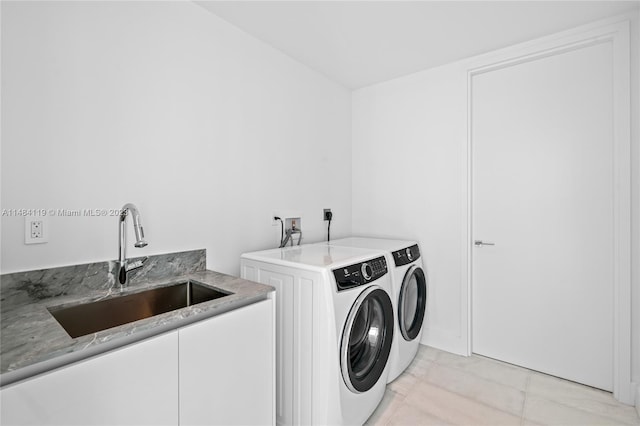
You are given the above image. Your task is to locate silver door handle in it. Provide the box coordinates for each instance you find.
[474,240,495,246]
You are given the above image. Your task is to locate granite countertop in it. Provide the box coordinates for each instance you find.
[0,256,273,387]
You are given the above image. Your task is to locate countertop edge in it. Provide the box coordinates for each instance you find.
[1,271,273,388]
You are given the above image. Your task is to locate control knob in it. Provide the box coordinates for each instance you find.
[406,248,413,261]
[361,263,373,280]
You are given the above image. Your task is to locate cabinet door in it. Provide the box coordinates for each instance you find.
[179,299,274,426]
[1,331,179,426]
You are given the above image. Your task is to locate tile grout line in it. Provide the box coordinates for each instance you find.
[417,371,526,423]
[381,389,408,426]
[385,361,431,424]
[439,353,531,392]
[520,372,531,426]
[422,352,530,422]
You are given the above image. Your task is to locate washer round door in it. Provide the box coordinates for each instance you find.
[341,286,394,393]
[398,265,427,341]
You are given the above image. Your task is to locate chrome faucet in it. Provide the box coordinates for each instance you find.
[116,203,148,287]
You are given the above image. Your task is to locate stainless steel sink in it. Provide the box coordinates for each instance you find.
[48,281,231,338]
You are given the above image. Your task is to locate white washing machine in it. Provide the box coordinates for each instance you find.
[240,244,395,426]
[325,238,427,383]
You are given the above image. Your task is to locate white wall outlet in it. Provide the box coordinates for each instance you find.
[25,216,48,244]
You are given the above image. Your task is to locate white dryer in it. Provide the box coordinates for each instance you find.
[240,244,395,426]
[325,238,427,383]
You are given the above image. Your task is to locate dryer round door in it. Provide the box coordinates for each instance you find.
[341,286,394,394]
[398,265,427,341]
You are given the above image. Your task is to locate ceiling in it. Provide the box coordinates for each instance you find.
[196,1,639,89]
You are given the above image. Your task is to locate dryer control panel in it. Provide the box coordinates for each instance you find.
[392,244,421,267]
[333,256,387,291]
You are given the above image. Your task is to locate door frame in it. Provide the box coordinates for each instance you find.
[463,18,632,403]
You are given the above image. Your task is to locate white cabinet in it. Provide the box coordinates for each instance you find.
[0,331,179,426]
[0,298,275,426]
[179,298,274,425]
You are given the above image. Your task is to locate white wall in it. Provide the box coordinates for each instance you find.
[352,11,640,392]
[0,1,352,275]
[352,62,469,354]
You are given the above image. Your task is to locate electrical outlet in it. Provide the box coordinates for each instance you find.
[323,208,332,221]
[31,220,42,238]
[25,216,48,244]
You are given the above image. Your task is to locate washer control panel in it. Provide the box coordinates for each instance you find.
[392,244,421,267]
[333,256,387,291]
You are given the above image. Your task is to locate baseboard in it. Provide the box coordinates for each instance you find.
[421,326,467,356]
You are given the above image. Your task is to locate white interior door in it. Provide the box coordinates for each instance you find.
[471,41,614,391]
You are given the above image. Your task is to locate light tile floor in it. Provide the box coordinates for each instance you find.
[366,346,640,426]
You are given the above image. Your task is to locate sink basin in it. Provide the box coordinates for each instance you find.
[48,281,231,338]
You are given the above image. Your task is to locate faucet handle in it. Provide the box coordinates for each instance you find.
[126,256,148,272]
